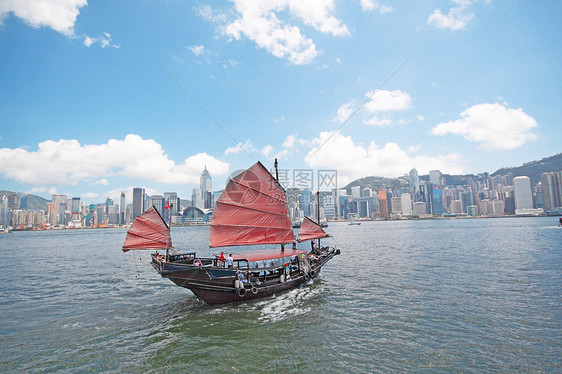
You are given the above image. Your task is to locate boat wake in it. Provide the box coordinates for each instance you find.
[256,283,323,323]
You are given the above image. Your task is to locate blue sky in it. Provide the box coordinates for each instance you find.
[0,0,560,203]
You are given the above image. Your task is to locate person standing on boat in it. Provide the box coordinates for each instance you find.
[227,254,234,269]
[218,252,226,267]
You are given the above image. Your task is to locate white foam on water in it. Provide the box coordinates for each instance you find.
[257,283,323,323]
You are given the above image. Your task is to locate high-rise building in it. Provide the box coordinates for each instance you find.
[429,170,442,186]
[400,193,413,216]
[431,184,444,216]
[540,171,562,212]
[351,186,361,198]
[200,167,212,209]
[71,197,80,221]
[119,191,127,225]
[409,168,422,202]
[391,196,402,214]
[151,195,165,217]
[192,188,203,209]
[132,188,145,219]
[378,190,388,218]
[513,176,533,211]
[1,193,8,226]
[299,190,312,217]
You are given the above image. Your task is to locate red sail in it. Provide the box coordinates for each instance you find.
[122,206,172,252]
[209,161,295,248]
[297,216,330,243]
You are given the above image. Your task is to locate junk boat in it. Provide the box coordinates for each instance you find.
[122,160,340,304]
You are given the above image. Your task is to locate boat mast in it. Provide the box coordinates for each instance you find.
[316,191,321,250]
[165,200,172,261]
[274,158,285,251]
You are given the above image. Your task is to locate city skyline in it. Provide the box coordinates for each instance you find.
[1,1,561,202]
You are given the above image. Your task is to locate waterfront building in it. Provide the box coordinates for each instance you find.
[409,168,422,202]
[378,190,388,218]
[1,193,8,226]
[151,195,165,217]
[118,191,126,225]
[52,194,67,222]
[71,197,80,221]
[164,192,180,219]
[467,205,478,216]
[540,171,562,212]
[432,184,444,216]
[323,195,336,220]
[450,200,462,214]
[132,188,145,220]
[351,186,361,199]
[513,176,533,212]
[400,193,413,216]
[362,187,372,197]
[7,193,20,210]
[412,202,426,216]
[191,188,203,209]
[429,170,442,186]
[200,167,212,209]
[391,196,402,215]
[299,190,312,217]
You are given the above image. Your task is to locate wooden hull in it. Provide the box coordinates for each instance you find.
[151,248,339,305]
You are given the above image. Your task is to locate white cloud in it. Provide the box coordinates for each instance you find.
[224,139,256,155]
[219,0,349,65]
[189,45,205,56]
[427,0,474,30]
[282,134,297,148]
[261,145,274,159]
[94,178,108,185]
[364,116,391,126]
[0,0,87,36]
[364,89,412,112]
[305,131,464,185]
[82,32,119,48]
[0,134,229,186]
[360,0,393,14]
[417,115,425,122]
[333,101,354,124]
[431,103,538,150]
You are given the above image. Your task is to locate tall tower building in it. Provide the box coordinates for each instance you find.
[118,191,127,225]
[200,166,212,209]
[409,168,422,202]
[378,190,388,218]
[513,176,533,211]
[132,188,145,219]
[540,171,562,212]
[429,170,442,186]
[1,193,8,227]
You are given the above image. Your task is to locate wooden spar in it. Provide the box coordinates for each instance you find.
[316,191,321,249]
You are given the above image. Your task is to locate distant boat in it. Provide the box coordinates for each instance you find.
[123,160,340,304]
[348,214,361,225]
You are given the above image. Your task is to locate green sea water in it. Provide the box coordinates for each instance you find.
[0,217,560,373]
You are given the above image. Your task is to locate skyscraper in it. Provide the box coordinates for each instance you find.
[132,188,145,219]
[119,191,126,225]
[513,176,533,211]
[200,167,212,209]
[429,170,442,186]
[540,171,562,212]
[378,190,388,218]
[431,184,444,216]
[409,168,422,202]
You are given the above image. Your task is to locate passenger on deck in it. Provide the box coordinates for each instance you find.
[193,259,201,266]
[218,252,226,267]
[227,254,234,269]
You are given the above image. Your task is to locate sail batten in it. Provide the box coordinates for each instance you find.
[122,206,172,251]
[297,216,330,243]
[210,162,295,248]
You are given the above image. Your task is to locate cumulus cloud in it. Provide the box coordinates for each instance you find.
[333,101,355,124]
[427,0,474,30]
[0,134,230,186]
[224,139,256,155]
[360,0,393,14]
[335,89,412,126]
[0,0,87,36]
[83,32,119,48]
[430,103,538,150]
[365,89,412,112]
[189,45,205,56]
[218,0,349,65]
[305,131,464,185]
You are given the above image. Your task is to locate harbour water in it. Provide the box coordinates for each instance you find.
[0,217,560,373]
